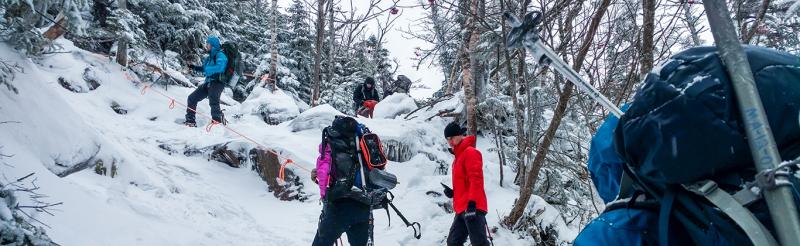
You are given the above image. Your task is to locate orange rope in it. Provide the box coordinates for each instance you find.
[136,79,311,178]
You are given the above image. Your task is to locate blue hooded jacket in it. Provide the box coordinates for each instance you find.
[198,36,228,80]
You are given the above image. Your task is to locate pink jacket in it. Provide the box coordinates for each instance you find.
[316,143,332,198]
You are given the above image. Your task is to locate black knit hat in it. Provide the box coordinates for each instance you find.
[364,77,376,86]
[444,122,467,138]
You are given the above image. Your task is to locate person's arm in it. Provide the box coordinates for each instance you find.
[204,53,228,77]
[353,86,364,105]
[316,143,332,198]
[465,149,485,207]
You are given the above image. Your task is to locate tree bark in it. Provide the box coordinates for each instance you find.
[504,0,612,228]
[311,0,326,106]
[640,0,656,77]
[116,0,128,67]
[461,0,480,135]
[269,0,279,91]
[501,0,528,187]
[326,0,335,87]
[683,1,702,46]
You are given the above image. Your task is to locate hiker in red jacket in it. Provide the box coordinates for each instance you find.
[442,122,490,246]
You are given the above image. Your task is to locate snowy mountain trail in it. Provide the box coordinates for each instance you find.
[0,40,576,245]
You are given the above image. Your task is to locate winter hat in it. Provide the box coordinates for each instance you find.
[206,36,221,49]
[364,77,376,86]
[444,122,467,138]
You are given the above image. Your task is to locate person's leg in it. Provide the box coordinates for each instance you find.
[312,202,347,246]
[446,214,469,246]
[343,200,371,246]
[186,83,209,123]
[465,212,491,246]
[345,219,369,246]
[207,81,225,122]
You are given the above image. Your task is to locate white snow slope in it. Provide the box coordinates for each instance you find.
[0,40,577,245]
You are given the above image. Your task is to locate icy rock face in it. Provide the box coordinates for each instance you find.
[373,93,418,119]
[0,189,56,246]
[288,104,344,132]
[241,87,301,125]
[382,139,416,163]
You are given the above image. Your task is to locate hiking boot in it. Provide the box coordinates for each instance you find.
[184,121,197,127]
[213,116,227,125]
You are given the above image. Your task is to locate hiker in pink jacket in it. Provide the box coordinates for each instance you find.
[311,143,331,198]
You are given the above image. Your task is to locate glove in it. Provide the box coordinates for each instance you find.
[464,201,477,221]
[311,168,318,184]
[441,183,453,198]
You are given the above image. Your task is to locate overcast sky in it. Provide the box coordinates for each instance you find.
[279,1,444,100]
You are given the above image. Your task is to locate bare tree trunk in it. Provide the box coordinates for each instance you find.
[683,1,702,46]
[501,0,528,186]
[461,0,480,135]
[640,0,656,77]
[116,0,128,67]
[326,0,335,87]
[268,0,279,91]
[504,0,612,228]
[311,0,326,106]
[742,0,771,43]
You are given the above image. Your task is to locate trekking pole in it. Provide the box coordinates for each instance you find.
[356,134,375,246]
[503,11,623,117]
[386,201,422,239]
[485,222,494,246]
[702,1,800,245]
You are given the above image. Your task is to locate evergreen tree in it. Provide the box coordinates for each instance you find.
[286,0,315,103]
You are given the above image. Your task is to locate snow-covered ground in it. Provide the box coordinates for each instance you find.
[0,40,577,245]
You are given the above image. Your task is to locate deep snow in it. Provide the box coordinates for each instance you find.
[0,40,578,245]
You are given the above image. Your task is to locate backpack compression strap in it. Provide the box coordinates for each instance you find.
[684,180,778,246]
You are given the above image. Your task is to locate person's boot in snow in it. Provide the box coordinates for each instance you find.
[183,121,197,127]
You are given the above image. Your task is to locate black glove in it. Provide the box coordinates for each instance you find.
[441,183,453,198]
[464,201,477,221]
[189,64,203,73]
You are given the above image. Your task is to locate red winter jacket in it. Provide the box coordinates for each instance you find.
[451,136,488,214]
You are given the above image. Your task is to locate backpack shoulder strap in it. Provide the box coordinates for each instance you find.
[683,180,779,246]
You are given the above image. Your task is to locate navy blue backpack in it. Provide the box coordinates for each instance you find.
[613,46,800,245]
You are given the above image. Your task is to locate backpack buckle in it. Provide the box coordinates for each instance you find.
[684,180,719,196]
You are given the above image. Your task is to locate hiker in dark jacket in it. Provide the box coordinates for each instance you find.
[184,35,228,127]
[443,122,490,246]
[311,116,371,246]
[353,77,381,114]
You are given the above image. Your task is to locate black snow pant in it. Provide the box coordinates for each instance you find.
[186,80,224,123]
[312,198,371,246]
[447,211,490,246]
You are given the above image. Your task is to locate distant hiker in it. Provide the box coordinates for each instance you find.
[443,122,489,246]
[184,35,228,127]
[353,77,381,118]
[311,116,372,246]
[385,75,412,97]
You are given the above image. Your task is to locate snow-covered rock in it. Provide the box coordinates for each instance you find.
[287,104,344,132]
[241,86,301,125]
[373,93,418,119]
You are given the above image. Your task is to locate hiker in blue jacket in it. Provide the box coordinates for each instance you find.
[184,35,228,127]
